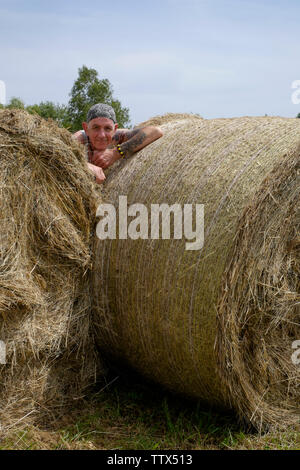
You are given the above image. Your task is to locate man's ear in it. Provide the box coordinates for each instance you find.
[82,122,88,133]
[114,123,118,131]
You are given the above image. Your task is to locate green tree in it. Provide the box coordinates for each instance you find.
[67,65,130,131]
[6,97,25,109]
[26,101,69,127]
[296,113,300,118]
[1,67,130,131]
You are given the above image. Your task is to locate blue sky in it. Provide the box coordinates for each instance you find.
[0,0,299,125]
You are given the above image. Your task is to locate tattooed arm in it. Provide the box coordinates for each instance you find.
[92,126,163,169]
[112,127,163,155]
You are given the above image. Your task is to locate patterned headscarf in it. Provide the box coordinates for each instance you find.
[86,103,116,123]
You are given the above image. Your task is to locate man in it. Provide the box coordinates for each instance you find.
[73,103,163,183]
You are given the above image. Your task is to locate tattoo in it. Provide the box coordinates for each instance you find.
[123,128,140,140]
[120,130,147,157]
[112,130,127,145]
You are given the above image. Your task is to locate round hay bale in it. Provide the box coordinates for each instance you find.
[0,109,101,431]
[92,114,300,431]
[136,112,203,127]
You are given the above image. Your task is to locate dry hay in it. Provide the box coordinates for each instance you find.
[136,112,203,128]
[92,114,300,431]
[0,109,101,433]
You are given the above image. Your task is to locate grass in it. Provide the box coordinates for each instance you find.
[0,364,299,450]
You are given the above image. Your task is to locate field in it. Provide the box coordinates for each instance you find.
[1,363,299,451]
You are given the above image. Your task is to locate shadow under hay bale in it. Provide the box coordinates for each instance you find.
[0,109,102,432]
[92,114,299,431]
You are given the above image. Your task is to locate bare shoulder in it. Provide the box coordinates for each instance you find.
[72,130,85,143]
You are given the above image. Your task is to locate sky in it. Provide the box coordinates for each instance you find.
[0,0,299,125]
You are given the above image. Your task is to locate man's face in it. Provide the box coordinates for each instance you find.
[83,117,118,151]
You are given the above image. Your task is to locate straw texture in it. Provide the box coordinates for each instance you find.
[0,109,101,432]
[92,114,300,431]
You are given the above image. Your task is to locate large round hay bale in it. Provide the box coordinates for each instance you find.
[92,114,299,431]
[136,112,203,127]
[0,109,101,431]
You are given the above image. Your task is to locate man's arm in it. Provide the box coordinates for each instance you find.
[93,126,163,169]
[72,132,105,184]
[113,126,163,155]
[87,163,106,184]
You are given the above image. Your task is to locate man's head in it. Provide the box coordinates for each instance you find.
[82,103,118,151]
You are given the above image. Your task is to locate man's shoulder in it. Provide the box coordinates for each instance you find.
[73,130,87,144]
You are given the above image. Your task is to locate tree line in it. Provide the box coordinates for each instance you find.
[3,68,300,126]
[0,65,131,131]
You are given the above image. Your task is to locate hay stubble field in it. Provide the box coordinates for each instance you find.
[1,365,299,451]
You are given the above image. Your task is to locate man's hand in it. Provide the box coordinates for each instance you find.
[87,163,106,184]
[90,148,120,169]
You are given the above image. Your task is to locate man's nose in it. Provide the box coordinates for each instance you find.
[97,129,106,138]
